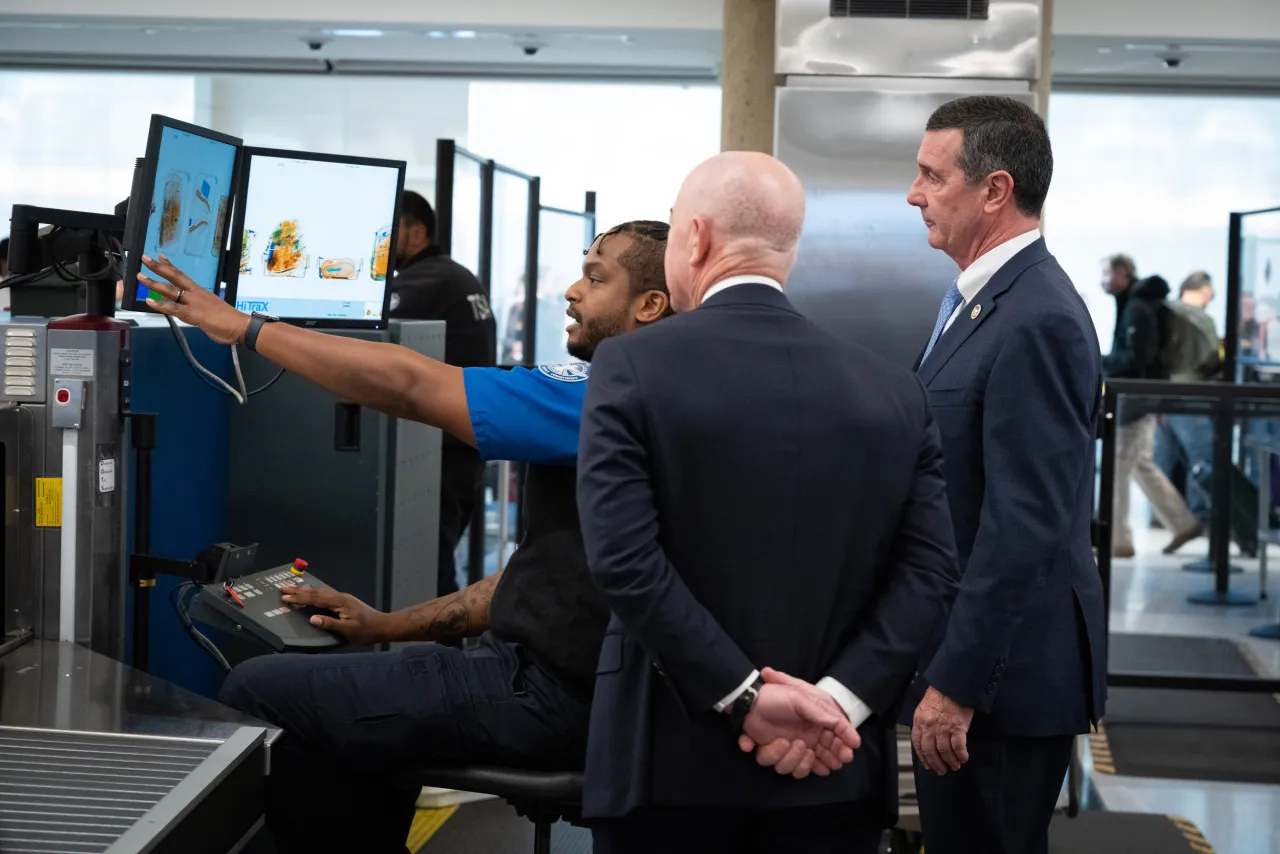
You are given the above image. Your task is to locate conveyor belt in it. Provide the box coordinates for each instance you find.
[0,726,240,853]
[0,641,280,853]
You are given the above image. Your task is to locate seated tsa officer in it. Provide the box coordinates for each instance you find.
[138,222,670,854]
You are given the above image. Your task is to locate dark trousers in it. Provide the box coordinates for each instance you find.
[913,735,1073,854]
[1154,414,1215,524]
[592,802,883,854]
[219,633,590,854]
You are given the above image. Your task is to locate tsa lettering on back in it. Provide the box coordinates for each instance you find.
[238,301,270,313]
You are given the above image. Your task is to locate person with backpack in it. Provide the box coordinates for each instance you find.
[1155,271,1221,525]
[1163,272,1221,383]
[1101,259,1203,557]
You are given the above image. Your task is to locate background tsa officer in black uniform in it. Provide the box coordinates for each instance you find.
[388,190,496,598]
[135,221,672,854]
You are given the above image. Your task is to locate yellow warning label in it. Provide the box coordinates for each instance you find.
[35,478,62,528]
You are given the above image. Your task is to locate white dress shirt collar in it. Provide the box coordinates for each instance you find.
[701,275,784,306]
[954,228,1041,306]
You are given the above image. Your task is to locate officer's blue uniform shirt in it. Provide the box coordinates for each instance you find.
[463,363,589,467]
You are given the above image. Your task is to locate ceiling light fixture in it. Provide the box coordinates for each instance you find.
[452,30,477,39]
[326,29,386,38]
[1124,41,1280,54]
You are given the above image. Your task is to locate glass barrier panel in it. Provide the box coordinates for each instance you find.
[1239,208,1280,371]
[1103,386,1280,680]
[450,154,483,280]
[492,172,531,365]
[535,208,592,365]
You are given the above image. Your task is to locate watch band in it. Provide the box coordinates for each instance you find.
[727,675,765,736]
[243,312,278,353]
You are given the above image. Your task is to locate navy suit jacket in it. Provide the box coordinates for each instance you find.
[576,284,961,819]
[901,238,1107,739]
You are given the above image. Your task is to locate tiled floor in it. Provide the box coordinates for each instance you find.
[1092,524,1280,854]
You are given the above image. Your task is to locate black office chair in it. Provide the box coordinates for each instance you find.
[412,766,583,854]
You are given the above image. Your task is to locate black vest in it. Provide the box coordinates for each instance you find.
[488,464,609,693]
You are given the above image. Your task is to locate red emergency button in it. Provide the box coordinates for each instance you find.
[291,558,308,576]
[55,388,70,404]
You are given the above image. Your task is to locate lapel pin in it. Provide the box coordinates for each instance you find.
[971,304,982,320]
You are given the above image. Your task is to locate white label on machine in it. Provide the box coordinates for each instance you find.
[50,348,94,378]
[98,458,116,493]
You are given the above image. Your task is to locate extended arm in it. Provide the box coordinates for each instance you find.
[251,322,474,442]
[822,396,961,719]
[925,315,1098,711]
[139,254,474,443]
[576,341,754,713]
[140,255,587,466]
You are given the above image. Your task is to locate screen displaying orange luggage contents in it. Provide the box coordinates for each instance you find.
[233,155,400,321]
[370,226,391,282]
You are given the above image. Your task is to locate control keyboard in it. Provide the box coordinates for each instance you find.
[193,559,344,652]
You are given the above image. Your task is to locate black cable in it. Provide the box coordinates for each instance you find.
[170,581,232,673]
[1,265,56,287]
[76,227,121,281]
[249,367,287,397]
[48,227,122,283]
[2,230,121,290]
[49,229,80,283]
[105,233,125,281]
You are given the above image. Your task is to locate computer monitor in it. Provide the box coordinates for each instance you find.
[121,115,243,312]
[223,148,406,328]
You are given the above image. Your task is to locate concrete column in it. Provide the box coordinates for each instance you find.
[1035,0,1055,123]
[720,0,776,154]
[1036,0,1055,232]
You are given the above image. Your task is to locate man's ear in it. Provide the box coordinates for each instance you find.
[688,216,713,268]
[983,171,1016,213]
[635,290,671,325]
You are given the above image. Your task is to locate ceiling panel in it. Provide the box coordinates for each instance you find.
[0,16,1277,87]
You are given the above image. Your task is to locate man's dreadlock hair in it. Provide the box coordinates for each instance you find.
[589,220,670,298]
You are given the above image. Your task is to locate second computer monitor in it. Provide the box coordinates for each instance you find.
[225,149,406,327]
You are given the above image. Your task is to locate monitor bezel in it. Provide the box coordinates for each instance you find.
[120,114,245,314]
[222,146,407,331]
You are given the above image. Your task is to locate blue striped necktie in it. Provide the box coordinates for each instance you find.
[920,280,963,366]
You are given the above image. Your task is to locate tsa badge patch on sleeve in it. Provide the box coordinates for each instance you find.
[538,363,590,383]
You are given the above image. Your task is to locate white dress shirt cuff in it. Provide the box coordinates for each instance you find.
[817,677,873,728]
[714,670,761,712]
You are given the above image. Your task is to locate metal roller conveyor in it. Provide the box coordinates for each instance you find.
[0,727,211,851]
[0,727,256,854]
[0,639,280,854]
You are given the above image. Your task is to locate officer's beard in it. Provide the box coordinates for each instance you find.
[567,307,627,363]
